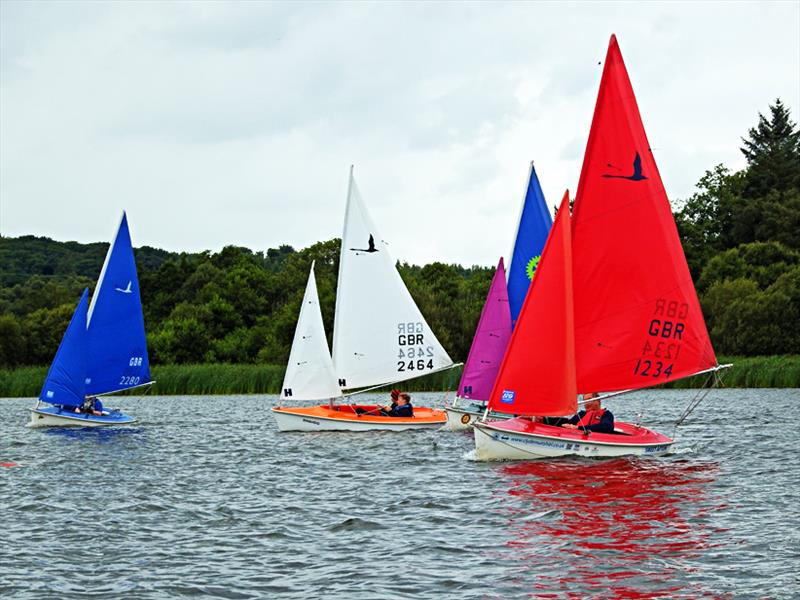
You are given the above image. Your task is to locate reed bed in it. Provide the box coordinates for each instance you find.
[1,356,797,398]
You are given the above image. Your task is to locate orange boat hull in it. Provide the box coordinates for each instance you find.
[272,404,446,432]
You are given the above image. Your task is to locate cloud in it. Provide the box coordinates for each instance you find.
[1,1,798,267]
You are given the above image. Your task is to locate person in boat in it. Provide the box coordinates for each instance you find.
[76,396,105,416]
[561,393,614,433]
[355,389,400,416]
[379,392,414,417]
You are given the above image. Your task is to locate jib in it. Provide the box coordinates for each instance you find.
[399,334,424,345]
[648,320,684,339]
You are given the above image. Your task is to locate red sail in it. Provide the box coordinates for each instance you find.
[571,35,717,393]
[487,192,577,417]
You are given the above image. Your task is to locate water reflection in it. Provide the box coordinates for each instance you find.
[41,426,144,444]
[497,457,725,598]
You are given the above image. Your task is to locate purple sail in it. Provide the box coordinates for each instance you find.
[457,258,512,401]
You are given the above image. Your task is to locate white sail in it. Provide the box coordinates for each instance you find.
[280,262,341,401]
[332,168,453,390]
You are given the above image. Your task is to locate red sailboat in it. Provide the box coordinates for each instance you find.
[473,35,728,460]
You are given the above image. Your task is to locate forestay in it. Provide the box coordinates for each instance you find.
[86,212,152,396]
[332,168,453,390]
[281,262,341,401]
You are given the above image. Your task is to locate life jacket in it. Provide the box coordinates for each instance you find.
[576,409,606,428]
[391,403,413,417]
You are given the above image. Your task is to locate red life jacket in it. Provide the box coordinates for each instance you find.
[577,409,606,428]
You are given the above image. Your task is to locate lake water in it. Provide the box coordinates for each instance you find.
[1,389,798,599]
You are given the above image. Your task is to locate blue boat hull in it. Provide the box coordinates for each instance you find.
[28,405,137,428]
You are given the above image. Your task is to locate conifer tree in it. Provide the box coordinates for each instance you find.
[740,98,800,197]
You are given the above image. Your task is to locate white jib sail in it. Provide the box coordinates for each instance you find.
[332,168,453,390]
[280,261,341,401]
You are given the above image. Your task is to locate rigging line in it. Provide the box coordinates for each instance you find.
[341,362,464,401]
[673,371,716,432]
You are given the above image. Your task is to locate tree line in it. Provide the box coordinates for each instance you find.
[1,100,798,369]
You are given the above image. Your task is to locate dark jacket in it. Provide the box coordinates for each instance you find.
[567,409,614,433]
[384,403,413,418]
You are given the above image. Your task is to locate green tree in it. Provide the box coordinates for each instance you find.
[674,165,745,278]
[699,242,800,292]
[741,98,800,197]
[0,314,25,368]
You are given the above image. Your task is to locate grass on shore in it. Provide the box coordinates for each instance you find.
[1,355,798,398]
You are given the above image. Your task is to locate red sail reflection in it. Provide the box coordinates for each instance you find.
[498,458,728,599]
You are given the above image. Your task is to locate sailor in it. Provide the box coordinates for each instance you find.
[380,393,414,417]
[561,393,614,433]
[81,396,104,416]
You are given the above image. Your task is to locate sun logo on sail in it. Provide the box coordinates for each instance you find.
[525,256,541,280]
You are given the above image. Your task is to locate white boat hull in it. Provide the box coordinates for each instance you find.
[472,419,673,461]
[443,397,515,431]
[28,407,137,428]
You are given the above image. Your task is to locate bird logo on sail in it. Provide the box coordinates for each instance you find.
[350,234,379,254]
[115,281,133,294]
[602,151,648,181]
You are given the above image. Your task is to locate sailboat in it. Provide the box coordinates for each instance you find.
[442,258,514,430]
[272,168,455,432]
[473,35,729,460]
[444,164,552,430]
[29,212,152,427]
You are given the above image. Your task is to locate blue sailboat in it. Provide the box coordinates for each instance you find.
[29,212,152,427]
[444,163,553,430]
[506,162,553,328]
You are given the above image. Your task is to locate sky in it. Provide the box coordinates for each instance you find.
[1,1,799,267]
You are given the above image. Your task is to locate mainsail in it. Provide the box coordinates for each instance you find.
[507,163,553,327]
[486,35,720,417]
[332,168,453,390]
[456,258,512,401]
[487,193,577,417]
[571,35,718,393]
[39,289,89,409]
[86,212,152,395]
[281,262,341,401]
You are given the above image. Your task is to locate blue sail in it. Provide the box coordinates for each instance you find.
[507,163,553,327]
[86,212,151,395]
[39,289,89,408]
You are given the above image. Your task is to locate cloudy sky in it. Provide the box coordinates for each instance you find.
[1,1,798,267]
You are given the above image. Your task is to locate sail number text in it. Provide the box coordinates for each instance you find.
[633,359,673,378]
[633,299,688,379]
[129,356,144,367]
[397,322,435,373]
[119,376,141,385]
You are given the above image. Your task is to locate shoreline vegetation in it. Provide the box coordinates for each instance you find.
[1,355,797,398]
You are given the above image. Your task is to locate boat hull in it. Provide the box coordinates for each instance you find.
[272,404,446,432]
[473,417,673,461]
[443,397,515,431]
[28,406,137,428]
